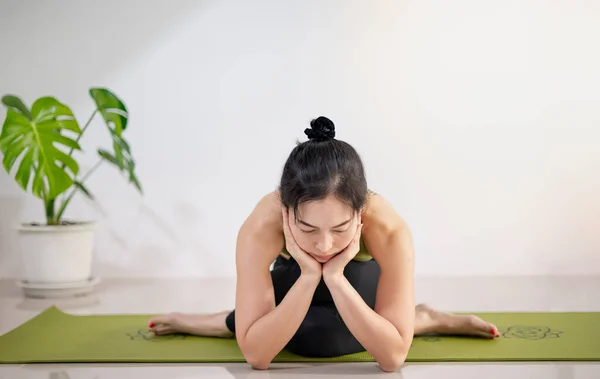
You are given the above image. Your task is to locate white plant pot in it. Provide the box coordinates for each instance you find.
[16,222,96,284]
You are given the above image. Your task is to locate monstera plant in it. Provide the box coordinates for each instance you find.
[0,88,143,286]
[0,88,142,224]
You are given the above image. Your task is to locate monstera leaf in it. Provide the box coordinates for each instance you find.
[89,88,128,135]
[89,88,142,193]
[0,96,81,200]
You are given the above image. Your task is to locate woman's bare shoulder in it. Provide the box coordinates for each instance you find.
[250,190,283,228]
[362,192,414,265]
[236,190,284,263]
[362,191,409,235]
[239,189,283,238]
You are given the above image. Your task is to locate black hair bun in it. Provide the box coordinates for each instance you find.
[304,116,336,141]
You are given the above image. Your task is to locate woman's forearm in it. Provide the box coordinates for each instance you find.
[240,273,321,369]
[324,275,408,371]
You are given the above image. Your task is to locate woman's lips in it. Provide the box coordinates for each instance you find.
[311,253,336,263]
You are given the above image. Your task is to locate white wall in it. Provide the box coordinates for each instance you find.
[1,0,599,279]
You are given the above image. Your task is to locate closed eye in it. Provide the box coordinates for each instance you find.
[301,229,346,234]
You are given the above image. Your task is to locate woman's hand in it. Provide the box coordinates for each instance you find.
[323,221,363,283]
[282,207,323,279]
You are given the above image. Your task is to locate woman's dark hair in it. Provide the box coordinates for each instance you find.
[279,116,368,219]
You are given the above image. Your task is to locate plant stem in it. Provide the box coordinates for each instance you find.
[73,109,97,152]
[80,158,102,183]
[33,163,53,225]
[55,109,99,221]
[46,198,56,225]
[61,109,97,170]
[55,159,103,222]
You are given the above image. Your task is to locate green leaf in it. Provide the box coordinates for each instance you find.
[89,88,128,135]
[98,149,119,165]
[98,141,142,194]
[2,95,32,120]
[0,96,82,200]
[90,88,142,195]
[74,180,94,200]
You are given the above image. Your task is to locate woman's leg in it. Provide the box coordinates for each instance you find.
[149,257,499,341]
[149,310,234,337]
[149,305,499,340]
[414,303,500,338]
[148,255,297,337]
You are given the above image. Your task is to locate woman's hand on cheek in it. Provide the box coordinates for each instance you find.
[282,207,323,279]
[322,222,363,283]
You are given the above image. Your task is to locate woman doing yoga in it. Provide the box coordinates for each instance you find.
[148,116,500,372]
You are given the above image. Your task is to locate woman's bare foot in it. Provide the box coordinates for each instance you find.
[415,303,500,339]
[148,310,234,338]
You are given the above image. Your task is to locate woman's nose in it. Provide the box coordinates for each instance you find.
[315,234,333,253]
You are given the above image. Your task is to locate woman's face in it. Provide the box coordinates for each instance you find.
[289,195,360,263]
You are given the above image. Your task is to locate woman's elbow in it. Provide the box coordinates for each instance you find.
[378,357,405,372]
[378,351,407,372]
[247,358,271,370]
[239,344,273,370]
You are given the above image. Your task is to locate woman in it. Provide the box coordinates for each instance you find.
[148,116,500,371]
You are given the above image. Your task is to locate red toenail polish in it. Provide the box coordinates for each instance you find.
[149,322,154,328]
[490,328,496,334]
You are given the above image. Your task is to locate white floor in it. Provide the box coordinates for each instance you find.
[1,276,599,378]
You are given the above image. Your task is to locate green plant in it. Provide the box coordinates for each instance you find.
[0,88,142,225]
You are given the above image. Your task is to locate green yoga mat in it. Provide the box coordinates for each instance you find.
[1,306,599,364]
